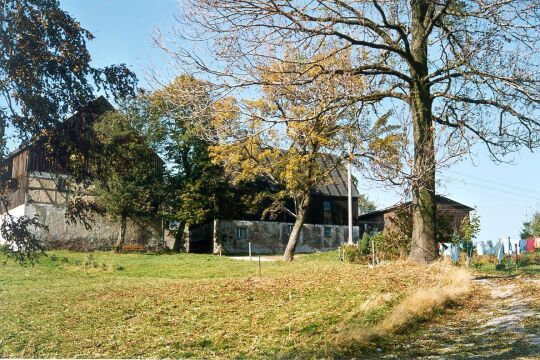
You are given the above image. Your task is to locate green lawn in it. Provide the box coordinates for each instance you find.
[0,251,466,358]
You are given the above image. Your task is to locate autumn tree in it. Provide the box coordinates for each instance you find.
[168,0,540,263]
[209,49,399,261]
[0,0,136,262]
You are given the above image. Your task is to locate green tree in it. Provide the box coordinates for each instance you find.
[132,77,236,251]
[92,110,163,252]
[460,212,481,267]
[358,194,376,215]
[176,0,540,263]
[460,213,481,243]
[521,212,540,239]
[0,0,136,152]
[0,0,136,262]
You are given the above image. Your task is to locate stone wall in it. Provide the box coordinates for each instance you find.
[14,172,163,250]
[211,220,359,255]
[25,203,162,251]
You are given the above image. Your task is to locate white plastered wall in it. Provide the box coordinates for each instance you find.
[0,204,26,244]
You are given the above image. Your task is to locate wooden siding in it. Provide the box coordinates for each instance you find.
[307,195,358,226]
[1,150,29,212]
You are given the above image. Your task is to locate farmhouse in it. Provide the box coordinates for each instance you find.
[357,195,474,239]
[184,158,361,255]
[0,97,163,250]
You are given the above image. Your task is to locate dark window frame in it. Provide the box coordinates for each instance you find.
[324,226,332,237]
[236,226,247,241]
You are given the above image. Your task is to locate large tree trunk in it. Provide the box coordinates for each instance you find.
[408,1,438,263]
[283,195,310,261]
[114,215,127,253]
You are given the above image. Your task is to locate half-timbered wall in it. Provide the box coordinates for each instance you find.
[0,150,29,212]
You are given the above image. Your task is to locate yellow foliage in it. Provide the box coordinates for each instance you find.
[208,47,367,203]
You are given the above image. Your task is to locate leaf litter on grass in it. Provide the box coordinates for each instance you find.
[1,251,475,358]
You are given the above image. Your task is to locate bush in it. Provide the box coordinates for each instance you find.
[343,244,362,263]
[370,231,409,261]
[359,232,370,255]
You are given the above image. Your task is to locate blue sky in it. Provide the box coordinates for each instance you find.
[59,0,540,241]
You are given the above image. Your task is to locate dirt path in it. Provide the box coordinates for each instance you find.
[385,276,540,359]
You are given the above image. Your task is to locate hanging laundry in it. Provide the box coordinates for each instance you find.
[526,239,535,252]
[535,238,540,249]
[440,243,452,256]
[519,239,528,253]
[502,237,511,254]
[512,238,521,254]
[476,241,486,256]
[493,239,502,256]
[497,243,504,262]
[451,244,460,262]
[502,237,520,254]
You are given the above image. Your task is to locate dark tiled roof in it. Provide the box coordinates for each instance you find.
[311,155,360,198]
[2,96,114,161]
[358,195,473,220]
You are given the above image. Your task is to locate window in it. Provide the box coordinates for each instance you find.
[323,200,332,224]
[236,227,247,241]
[323,200,331,210]
[324,226,332,237]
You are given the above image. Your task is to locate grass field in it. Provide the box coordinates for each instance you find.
[0,251,470,358]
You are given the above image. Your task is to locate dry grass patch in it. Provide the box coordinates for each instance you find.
[336,261,472,350]
[0,251,472,358]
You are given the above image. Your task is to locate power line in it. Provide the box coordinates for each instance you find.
[456,180,540,202]
[445,169,540,196]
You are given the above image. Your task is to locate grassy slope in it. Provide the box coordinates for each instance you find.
[1,251,466,358]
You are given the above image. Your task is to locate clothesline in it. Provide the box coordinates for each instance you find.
[440,237,540,258]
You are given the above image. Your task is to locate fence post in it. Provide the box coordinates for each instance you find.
[515,243,518,271]
[507,237,511,274]
[249,242,252,261]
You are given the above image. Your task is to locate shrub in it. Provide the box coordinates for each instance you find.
[343,244,362,263]
[370,231,412,261]
[359,232,370,255]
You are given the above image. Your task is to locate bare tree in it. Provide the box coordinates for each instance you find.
[161,0,540,263]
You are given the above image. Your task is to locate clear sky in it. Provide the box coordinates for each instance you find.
[59,0,540,241]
